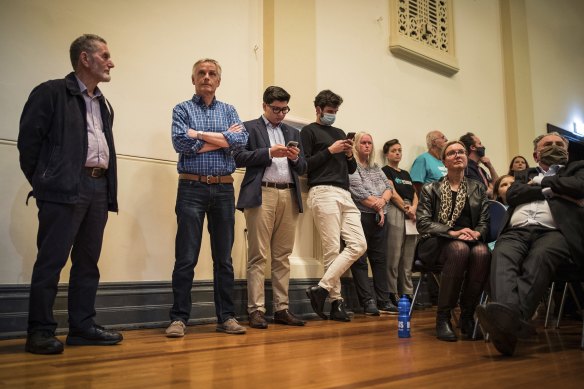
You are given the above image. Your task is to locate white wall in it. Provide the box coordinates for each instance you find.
[2,0,583,285]
[525,0,584,143]
[309,0,508,172]
[0,0,265,284]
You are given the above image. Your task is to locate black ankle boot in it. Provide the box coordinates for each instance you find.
[436,311,458,341]
[460,313,483,340]
[330,299,351,322]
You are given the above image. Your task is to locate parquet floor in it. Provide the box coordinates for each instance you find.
[1,309,583,388]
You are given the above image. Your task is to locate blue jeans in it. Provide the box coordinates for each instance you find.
[170,180,236,323]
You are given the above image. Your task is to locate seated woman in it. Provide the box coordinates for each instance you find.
[507,155,529,176]
[492,174,514,205]
[416,141,491,342]
[349,132,393,316]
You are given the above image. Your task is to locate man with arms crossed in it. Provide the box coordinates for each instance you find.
[167,59,248,337]
[477,132,584,356]
[234,86,307,329]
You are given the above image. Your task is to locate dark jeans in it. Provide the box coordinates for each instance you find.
[350,212,389,305]
[171,180,236,324]
[491,226,571,320]
[28,174,108,333]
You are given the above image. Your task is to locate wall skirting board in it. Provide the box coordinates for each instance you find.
[0,279,371,339]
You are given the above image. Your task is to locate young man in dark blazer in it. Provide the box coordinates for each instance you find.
[477,132,584,356]
[234,86,307,329]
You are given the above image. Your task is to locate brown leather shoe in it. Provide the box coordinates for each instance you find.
[249,310,268,329]
[273,309,306,326]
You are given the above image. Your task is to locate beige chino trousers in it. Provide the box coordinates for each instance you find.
[245,187,298,314]
[307,185,367,300]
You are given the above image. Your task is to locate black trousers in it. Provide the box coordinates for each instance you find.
[28,174,109,333]
[350,212,389,305]
[491,226,572,320]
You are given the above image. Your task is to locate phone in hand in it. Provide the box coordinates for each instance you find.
[346,132,356,140]
[286,140,299,148]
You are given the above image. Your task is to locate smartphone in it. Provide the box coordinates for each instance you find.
[346,132,356,140]
[286,140,299,148]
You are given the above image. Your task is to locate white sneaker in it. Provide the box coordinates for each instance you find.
[165,320,186,338]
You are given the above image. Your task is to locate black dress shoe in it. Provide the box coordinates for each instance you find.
[306,286,329,320]
[329,299,351,322]
[25,330,64,354]
[66,325,123,346]
[476,304,517,356]
[274,309,306,326]
[249,310,268,329]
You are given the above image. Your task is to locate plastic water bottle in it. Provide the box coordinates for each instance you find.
[397,295,411,338]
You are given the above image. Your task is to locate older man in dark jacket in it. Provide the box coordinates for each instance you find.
[477,132,584,356]
[18,34,122,354]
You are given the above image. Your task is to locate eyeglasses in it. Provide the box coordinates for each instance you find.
[267,105,291,114]
[445,149,466,158]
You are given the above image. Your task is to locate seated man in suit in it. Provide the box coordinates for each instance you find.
[234,86,307,329]
[477,132,584,356]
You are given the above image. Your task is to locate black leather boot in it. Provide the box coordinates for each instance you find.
[330,299,351,322]
[460,313,482,340]
[436,311,457,341]
[435,275,463,342]
[459,279,485,340]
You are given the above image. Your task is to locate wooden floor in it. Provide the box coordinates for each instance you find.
[1,310,583,388]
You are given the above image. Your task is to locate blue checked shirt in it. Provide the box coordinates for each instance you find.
[172,94,248,176]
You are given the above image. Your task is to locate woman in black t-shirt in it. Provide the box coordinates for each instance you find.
[382,139,418,309]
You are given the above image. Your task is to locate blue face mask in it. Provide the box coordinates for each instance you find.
[320,113,336,126]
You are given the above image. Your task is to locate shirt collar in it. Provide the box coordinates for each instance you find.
[262,115,280,130]
[74,75,102,98]
[193,94,216,107]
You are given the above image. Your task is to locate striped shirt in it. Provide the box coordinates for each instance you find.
[171,94,248,176]
[349,163,393,214]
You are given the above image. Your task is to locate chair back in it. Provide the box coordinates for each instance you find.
[487,200,507,243]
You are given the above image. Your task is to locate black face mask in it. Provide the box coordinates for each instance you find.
[476,146,486,158]
[539,144,568,166]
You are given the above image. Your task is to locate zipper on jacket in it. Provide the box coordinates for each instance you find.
[42,146,56,177]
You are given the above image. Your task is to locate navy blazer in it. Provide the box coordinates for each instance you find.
[506,161,584,265]
[234,117,307,212]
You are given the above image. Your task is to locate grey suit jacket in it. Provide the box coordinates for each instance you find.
[234,117,307,212]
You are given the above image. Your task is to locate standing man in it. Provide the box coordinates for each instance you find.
[477,132,584,356]
[410,130,448,194]
[301,90,367,322]
[234,86,307,329]
[18,34,122,354]
[459,132,499,198]
[167,59,248,337]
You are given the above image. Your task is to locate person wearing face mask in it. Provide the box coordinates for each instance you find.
[459,132,499,198]
[301,90,367,322]
[476,132,584,356]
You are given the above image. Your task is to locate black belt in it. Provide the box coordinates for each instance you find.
[85,167,107,178]
[261,182,295,189]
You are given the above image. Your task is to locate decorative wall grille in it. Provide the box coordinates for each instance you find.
[389,0,459,76]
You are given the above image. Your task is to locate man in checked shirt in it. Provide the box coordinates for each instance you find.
[166,58,248,337]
